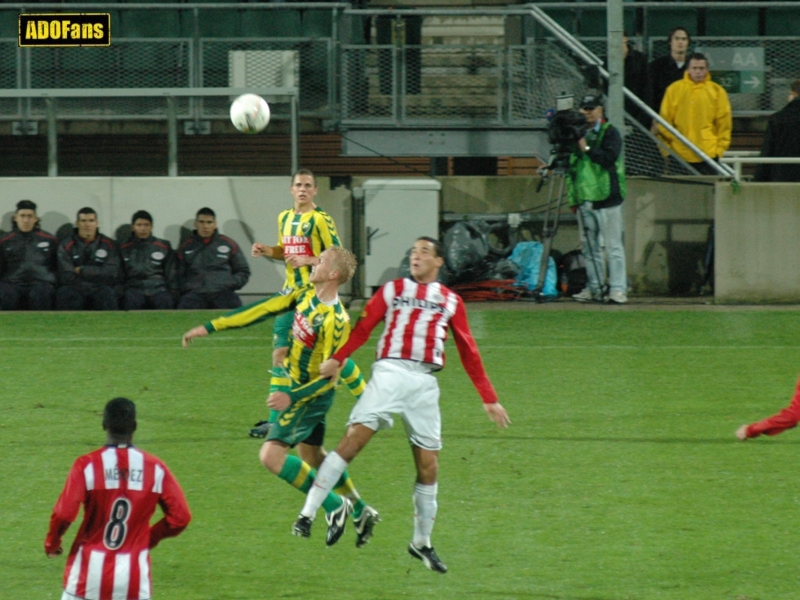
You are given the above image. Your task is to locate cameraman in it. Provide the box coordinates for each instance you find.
[567,94,628,304]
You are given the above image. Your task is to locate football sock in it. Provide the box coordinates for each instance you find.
[351,498,366,519]
[412,482,438,548]
[340,359,366,399]
[277,455,313,493]
[276,456,345,513]
[333,471,365,518]
[268,366,290,423]
[301,451,348,518]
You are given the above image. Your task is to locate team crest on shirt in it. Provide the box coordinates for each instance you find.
[151,251,165,260]
[292,312,317,348]
[312,313,326,327]
[432,292,445,303]
[301,221,312,235]
[95,249,108,258]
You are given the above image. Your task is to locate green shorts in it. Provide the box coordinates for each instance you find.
[272,310,294,350]
[267,388,335,447]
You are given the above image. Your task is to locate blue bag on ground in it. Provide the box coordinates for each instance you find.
[509,241,558,297]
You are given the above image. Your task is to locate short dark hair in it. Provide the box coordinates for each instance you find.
[791,79,800,96]
[131,210,153,225]
[291,168,317,187]
[196,207,216,219]
[103,397,137,436]
[16,199,37,212]
[668,26,691,45]
[417,236,444,258]
[687,52,708,66]
[77,207,97,220]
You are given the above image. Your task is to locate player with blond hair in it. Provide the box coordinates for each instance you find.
[182,247,379,547]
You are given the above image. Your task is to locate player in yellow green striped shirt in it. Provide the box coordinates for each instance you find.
[250,169,343,438]
[182,247,379,547]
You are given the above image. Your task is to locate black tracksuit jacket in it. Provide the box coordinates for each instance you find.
[0,226,58,286]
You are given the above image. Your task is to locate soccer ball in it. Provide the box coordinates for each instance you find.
[230,94,271,134]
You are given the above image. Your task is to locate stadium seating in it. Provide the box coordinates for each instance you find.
[765,7,800,36]
[197,9,241,38]
[705,8,759,37]
[576,8,637,38]
[646,8,698,38]
[0,9,15,38]
[118,10,181,38]
[302,10,335,39]
[240,10,302,38]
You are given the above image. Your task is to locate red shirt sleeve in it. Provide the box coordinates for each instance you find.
[44,458,87,555]
[331,286,389,363]
[149,465,192,549]
[449,297,499,404]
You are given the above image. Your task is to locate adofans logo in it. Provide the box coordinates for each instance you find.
[19,13,111,47]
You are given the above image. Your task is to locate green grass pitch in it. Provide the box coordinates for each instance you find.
[3,307,800,600]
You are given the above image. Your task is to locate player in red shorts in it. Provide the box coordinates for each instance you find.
[293,236,510,573]
[45,398,191,600]
[737,376,800,440]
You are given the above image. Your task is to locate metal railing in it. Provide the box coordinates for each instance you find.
[722,151,800,182]
[0,87,299,176]
[1,2,796,177]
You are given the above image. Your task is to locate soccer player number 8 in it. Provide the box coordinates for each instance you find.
[103,498,131,550]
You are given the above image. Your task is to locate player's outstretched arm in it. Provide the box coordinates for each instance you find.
[484,402,511,428]
[252,242,275,258]
[182,326,209,348]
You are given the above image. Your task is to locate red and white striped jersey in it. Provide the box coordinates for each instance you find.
[45,445,191,600]
[333,277,498,403]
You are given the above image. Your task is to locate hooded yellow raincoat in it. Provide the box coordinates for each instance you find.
[658,71,732,163]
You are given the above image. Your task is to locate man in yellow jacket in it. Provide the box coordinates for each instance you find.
[659,52,732,175]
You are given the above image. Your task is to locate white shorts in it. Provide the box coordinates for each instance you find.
[348,359,442,451]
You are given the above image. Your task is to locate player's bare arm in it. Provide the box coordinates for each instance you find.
[319,358,341,379]
[252,242,284,259]
[484,402,511,428]
[285,254,320,269]
[182,326,209,348]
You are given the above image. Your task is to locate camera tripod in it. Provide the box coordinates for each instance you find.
[533,162,607,302]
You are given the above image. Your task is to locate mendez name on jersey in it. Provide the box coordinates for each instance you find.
[104,467,144,483]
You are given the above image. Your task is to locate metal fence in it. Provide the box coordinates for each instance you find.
[342,44,506,124]
[0,3,341,122]
[2,2,797,178]
[650,36,800,114]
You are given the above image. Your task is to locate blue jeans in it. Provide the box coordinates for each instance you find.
[577,203,627,295]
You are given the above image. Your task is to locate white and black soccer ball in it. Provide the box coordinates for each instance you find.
[229,94,271,134]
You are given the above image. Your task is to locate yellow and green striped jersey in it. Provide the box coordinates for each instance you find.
[205,285,350,391]
[277,207,340,292]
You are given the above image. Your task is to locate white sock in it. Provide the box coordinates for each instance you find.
[300,451,348,518]
[412,482,438,548]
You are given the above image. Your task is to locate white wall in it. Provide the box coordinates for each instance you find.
[0,177,353,298]
[715,182,800,303]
